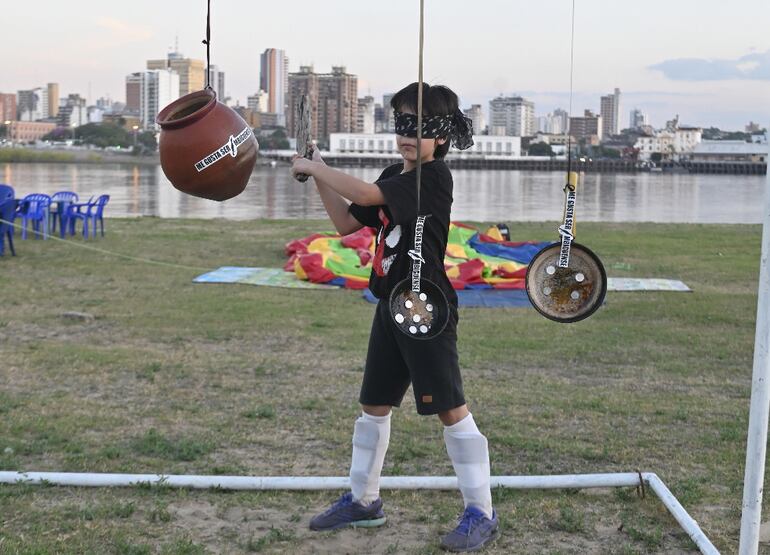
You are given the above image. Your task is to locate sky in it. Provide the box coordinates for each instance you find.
[3,0,770,130]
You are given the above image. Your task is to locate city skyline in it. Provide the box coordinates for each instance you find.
[3,0,770,130]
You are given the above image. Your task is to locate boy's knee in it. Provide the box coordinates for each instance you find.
[437,404,469,426]
[361,404,392,417]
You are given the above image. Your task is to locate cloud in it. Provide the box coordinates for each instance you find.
[649,50,770,81]
[95,17,153,43]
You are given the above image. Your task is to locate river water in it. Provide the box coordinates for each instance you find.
[2,162,766,223]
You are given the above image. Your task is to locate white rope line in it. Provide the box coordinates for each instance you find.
[0,217,211,272]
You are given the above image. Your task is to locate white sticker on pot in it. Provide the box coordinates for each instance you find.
[194,126,252,172]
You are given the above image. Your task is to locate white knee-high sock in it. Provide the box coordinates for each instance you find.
[349,411,391,505]
[444,413,493,519]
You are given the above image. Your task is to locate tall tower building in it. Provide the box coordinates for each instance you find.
[464,104,485,135]
[46,83,59,118]
[0,93,17,122]
[382,93,396,132]
[600,88,621,136]
[207,65,226,101]
[147,52,204,97]
[125,73,142,113]
[17,88,48,121]
[247,90,269,113]
[488,96,535,136]
[629,108,648,130]
[260,48,289,122]
[127,70,180,130]
[356,96,375,134]
[287,66,357,141]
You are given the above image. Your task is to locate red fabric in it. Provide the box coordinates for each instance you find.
[491,280,526,290]
[449,278,468,290]
[341,227,374,249]
[451,221,477,230]
[344,278,369,289]
[456,259,486,284]
[493,266,527,279]
[475,233,542,249]
[297,253,336,283]
[356,248,373,266]
[285,233,329,256]
[372,209,390,277]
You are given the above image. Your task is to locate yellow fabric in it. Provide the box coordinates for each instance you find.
[485,226,504,241]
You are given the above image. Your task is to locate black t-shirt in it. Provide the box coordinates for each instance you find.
[348,160,458,306]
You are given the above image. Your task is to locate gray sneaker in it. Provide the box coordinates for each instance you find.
[309,492,386,531]
[440,505,499,552]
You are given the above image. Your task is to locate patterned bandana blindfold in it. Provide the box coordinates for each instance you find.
[393,110,475,150]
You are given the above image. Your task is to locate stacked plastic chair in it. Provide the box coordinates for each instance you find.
[17,193,51,240]
[0,184,15,256]
[68,195,109,239]
[50,191,79,238]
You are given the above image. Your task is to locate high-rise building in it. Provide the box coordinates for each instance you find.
[489,96,535,137]
[600,88,621,136]
[58,94,88,128]
[46,83,59,118]
[207,65,226,101]
[127,70,180,130]
[382,93,395,132]
[147,51,204,97]
[125,73,142,113]
[569,109,602,142]
[0,93,16,122]
[537,111,567,135]
[464,104,485,135]
[374,103,385,133]
[247,90,269,113]
[629,108,648,130]
[356,96,375,134]
[287,66,358,141]
[552,108,568,135]
[260,48,289,122]
[17,88,48,121]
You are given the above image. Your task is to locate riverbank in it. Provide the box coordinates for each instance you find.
[0,218,762,553]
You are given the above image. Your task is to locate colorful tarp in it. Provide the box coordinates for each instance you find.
[284,223,552,290]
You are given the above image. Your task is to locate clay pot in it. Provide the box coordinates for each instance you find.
[157,89,258,201]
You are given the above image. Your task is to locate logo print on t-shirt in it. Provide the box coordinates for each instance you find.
[373,209,402,277]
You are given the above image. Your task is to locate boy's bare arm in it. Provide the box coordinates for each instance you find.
[292,158,386,206]
[313,175,364,235]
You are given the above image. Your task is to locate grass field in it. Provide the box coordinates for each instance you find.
[0,217,766,554]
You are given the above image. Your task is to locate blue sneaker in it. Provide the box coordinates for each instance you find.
[309,492,386,531]
[440,505,499,552]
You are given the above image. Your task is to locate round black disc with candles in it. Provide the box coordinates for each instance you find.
[525,242,607,323]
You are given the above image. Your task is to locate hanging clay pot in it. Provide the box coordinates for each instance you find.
[157,89,258,201]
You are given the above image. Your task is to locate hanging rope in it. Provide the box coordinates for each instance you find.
[566,0,576,177]
[415,0,425,213]
[202,0,212,90]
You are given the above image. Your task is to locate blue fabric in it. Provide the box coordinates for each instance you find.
[363,288,532,308]
[467,234,551,264]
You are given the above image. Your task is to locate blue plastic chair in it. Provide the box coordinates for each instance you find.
[50,191,79,238]
[0,184,15,256]
[68,195,109,239]
[17,193,51,240]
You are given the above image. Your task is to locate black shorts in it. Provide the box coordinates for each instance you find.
[359,300,465,415]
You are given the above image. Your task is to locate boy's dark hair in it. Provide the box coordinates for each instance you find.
[390,82,459,159]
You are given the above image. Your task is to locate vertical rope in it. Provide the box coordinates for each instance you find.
[566,0,576,177]
[203,0,212,91]
[416,0,425,213]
